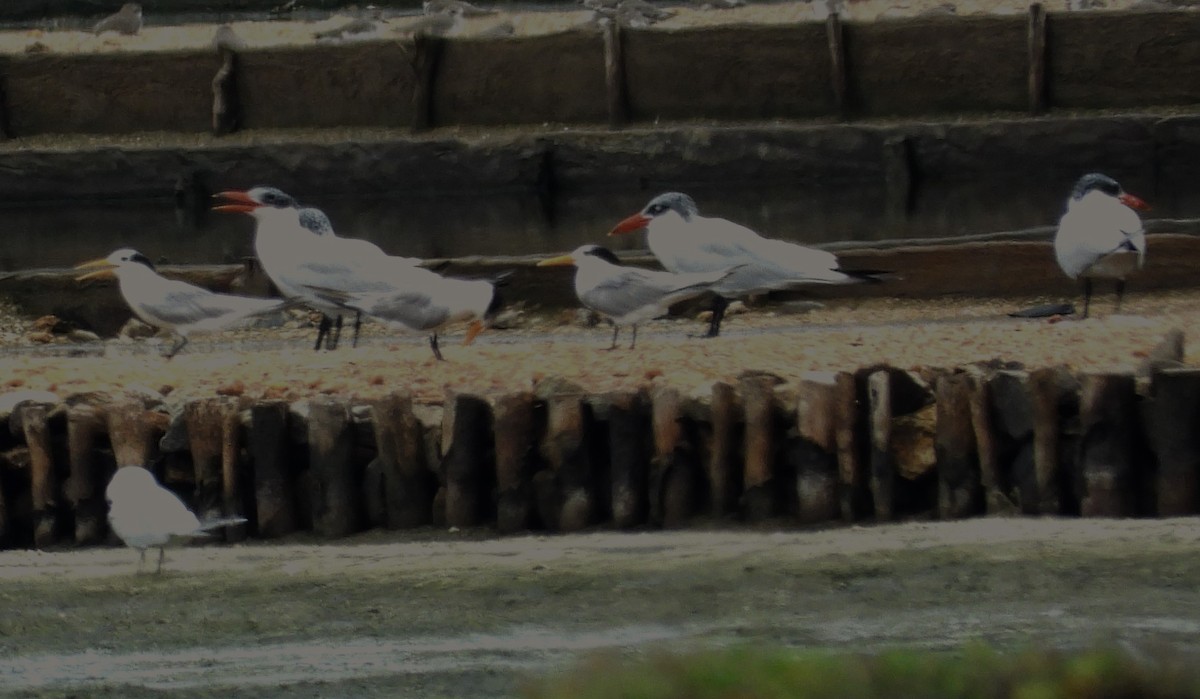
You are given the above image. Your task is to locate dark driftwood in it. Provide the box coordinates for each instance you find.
[935,373,981,519]
[541,394,594,532]
[794,373,839,523]
[492,392,536,532]
[866,370,895,521]
[608,390,648,528]
[185,398,233,522]
[1145,369,1200,515]
[1028,367,1062,514]
[602,21,627,127]
[66,404,105,544]
[105,401,160,467]
[834,371,866,520]
[307,399,363,537]
[250,401,298,537]
[1027,3,1047,114]
[369,392,436,529]
[740,375,778,521]
[707,382,740,517]
[443,393,492,527]
[826,13,847,118]
[651,385,695,526]
[1078,373,1137,517]
[21,405,57,547]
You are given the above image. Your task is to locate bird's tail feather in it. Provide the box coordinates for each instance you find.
[840,268,893,283]
[195,516,248,533]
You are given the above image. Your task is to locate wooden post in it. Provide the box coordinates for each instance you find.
[794,372,840,523]
[220,403,247,542]
[369,392,436,529]
[250,401,298,537]
[602,21,628,127]
[21,405,57,547]
[185,398,234,523]
[541,394,594,532]
[834,371,866,520]
[968,371,1004,512]
[826,12,848,119]
[882,136,913,220]
[211,49,240,135]
[651,385,696,526]
[105,401,159,467]
[442,393,493,527]
[866,371,895,521]
[935,373,981,519]
[307,399,363,537]
[1145,369,1200,515]
[492,392,537,532]
[411,35,444,131]
[1028,367,1063,514]
[66,405,106,544]
[608,390,648,528]
[1027,3,1047,114]
[707,382,740,517]
[1078,373,1137,517]
[740,376,778,521]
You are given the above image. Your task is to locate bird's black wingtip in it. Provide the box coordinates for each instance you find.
[843,269,894,283]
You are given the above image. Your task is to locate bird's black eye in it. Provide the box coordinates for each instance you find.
[648,203,666,215]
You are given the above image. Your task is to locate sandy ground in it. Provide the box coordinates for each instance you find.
[1,518,1199,697]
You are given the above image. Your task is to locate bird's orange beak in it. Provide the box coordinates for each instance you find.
[74,257,117,282]
[608,213,651,236]
[212,190,260,214]
[463,319,485,346]
[1119,192,1150,211]
[537,254,576,267]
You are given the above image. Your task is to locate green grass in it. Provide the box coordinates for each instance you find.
[523,644,1200,699]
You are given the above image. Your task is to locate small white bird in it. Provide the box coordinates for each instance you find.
[75,248,292,358]
[1053,173,1150,318]
[106,466,246,574]
[93,2,142,35]
[423,0,497,16]
[609,192,884,337]
[538,244,736,349]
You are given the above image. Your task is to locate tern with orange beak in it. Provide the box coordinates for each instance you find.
[609,192,885,337]
[1053,173,1150,318]
[539,244,737,349]
[75,248,291,358]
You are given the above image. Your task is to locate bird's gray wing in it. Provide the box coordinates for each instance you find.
[580,268,709,318]
[140,279,280,328]
[355,290,452,331]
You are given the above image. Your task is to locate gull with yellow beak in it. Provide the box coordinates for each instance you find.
[76,248,291,358]
[539,244,737,349]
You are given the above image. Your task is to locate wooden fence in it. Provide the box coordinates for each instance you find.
[3,8,1200,137]
[1,354,1195,549]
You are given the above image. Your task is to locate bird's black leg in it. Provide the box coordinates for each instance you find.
[352,311,363,348]
[155,547,164,575]
[429,333,445,361]
[327,314,343,351]
[604,324,620,350]
[314,314,332,351]
[1081,278,1093,320]
[629,325,638,350]
[705,296,730,338]
[163,335,188,360]
[1115,279,1127,313]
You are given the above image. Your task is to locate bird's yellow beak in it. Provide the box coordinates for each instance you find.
[537,254,576,267]
[463,319,485,346]
[74,258,117,282]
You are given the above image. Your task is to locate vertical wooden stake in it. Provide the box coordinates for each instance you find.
[608,390,649,528]
[442,393,493,527]
[411,35,444,131]
[492,392,537,533]
[740,376,778,521]
[1028,367,1063,514]
[307,399,363,537]
[707,382,740,517]
[826,12,848,119]
[651,385,695,526]
[1078,373,1137,517]
[105,401,159,467]
[834,371,866,520]
[602,21,628,127]
[1028,3,1047,114]
[968,371,1003,512]
[541,394,594,532]
[882,136,913,220]
[185,398,232,523]
[867,371,895,521]
[211,49,241,135]
[250,401,298,537]
[66,405,106,544]
[795,373,840,523]
[220,403,247,542]
[370,392,436,529]
[21,405,57,547]
[1145,369,1200,515]
[935,373,981,519]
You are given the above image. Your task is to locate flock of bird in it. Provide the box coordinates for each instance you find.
[74,172,1148,360]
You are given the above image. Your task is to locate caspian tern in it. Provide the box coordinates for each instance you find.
[106,466,246,574]
[538,244,737,349]
[75,248,291,358]
[609,192,883,337]
[299,269,504,361]
[1053,173,1149,318]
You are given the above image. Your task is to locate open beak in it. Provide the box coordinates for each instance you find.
[1119,192,1150,211]
[212,190,260,214]
[463,319,485,346]
[537,254,576,267]
[608,213,651,236]
[74,258,117,282]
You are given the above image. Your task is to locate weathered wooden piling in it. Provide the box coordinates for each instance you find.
[794,373,839,524]
[935,373,981,519]
[651,385,697,527]
[306,399,364,537]
[607,390,649,528]
[20,405,57,547]
[833,371,867,520]
[66,404,106,544]
[1028,367,1065,514]
[1144,368,1200,515]
[1078,373,1138,517]
[212,48,240,135]
[491,392,537,532]
[866,370,895,521]
[967,370,1006,513]
[105,400,162,467]
[442,393,493,528]
[540,393,596,532]
[185,398,235,523]
[707,382,740,518]
[740,375,778,522]
[368,393,436,529]
[602,21,627,127]
[220,402,247,542]
[249,401,298,538]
